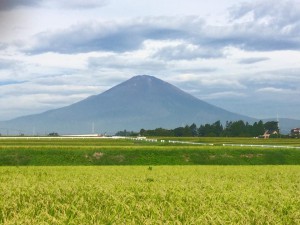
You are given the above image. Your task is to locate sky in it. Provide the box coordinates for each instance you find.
[0,0,300,121]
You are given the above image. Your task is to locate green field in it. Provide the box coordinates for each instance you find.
[0,137,300,224]
[0,137,300,166]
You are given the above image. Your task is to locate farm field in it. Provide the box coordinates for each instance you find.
[1,166,300,224]
[0,137,300,224]
[1,136,300,146]
[0,137,300,165]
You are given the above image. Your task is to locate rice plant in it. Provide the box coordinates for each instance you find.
[0,166,299,224]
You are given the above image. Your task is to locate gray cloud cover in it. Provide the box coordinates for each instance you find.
[238,57,269,64]
[0,59,16,69]
[24,0,300,56]
[0,0,40,11]
[26,18,192,54]
[0,0,108,11]
[44,0,108,9]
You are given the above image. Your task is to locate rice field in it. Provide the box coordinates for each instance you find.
[1,166,300,224]
[0,137,300,224]
[0,137,300,166]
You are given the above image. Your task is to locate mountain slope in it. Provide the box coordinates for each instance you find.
[1,75,255,135]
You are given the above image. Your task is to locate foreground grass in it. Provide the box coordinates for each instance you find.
[0,166,299,224]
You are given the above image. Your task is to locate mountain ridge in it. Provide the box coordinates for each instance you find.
[1,75,298,135]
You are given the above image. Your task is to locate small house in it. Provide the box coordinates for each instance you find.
[291,128,300,138]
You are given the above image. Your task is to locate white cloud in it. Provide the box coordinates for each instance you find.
[172,73,246,89]
[230,0,300,28]
[0,93,88,120]
[153,42,223,60]
[201,91,247,100]
[256,87,299,95]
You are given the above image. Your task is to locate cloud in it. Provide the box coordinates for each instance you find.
[246,68,300,89]
[256,87,286,93]
[43,0,108,9]
[26,18,192,54]
[153,43,223,60]
[190,0,300,52]
[22,18,209,55]
[175,68,217,74]
[201,91,247,100]
[226,0,300,51]
[0,77,102,120]
[0,0,40,11]
[24,7,300,56]
[203,25,300,52]
[0,0,108,11]
[230,0,300,28]
[255,87,299,95]
[0,93,89,121]
[0,43,7,50]
[0,59,16,69]
[170,74,247,92]
[238,57,269,64]
[89,56,166,71]
[0,59,25,79]
[0,80,27,86]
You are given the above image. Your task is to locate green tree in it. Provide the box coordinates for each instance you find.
[224,120,248,137]
[264,121,279,133]
[140,129,146,136]
[251,120,265,136]
[173,127,185,137]
[190,123,198,136]
[212,121,223,136]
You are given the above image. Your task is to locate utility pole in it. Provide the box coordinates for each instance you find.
[277,114,280,138]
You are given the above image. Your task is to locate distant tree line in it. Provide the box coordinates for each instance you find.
[137,120,279,137]
[48,132,59,137]
[115,130,139,137]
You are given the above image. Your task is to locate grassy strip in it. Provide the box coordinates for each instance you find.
[1,137,300,146]
[160,137,300,146]
[1,146,300,166]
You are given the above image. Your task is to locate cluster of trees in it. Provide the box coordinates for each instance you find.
[115,130,139,137]
[138,120,279,137]
[48,132,59,136]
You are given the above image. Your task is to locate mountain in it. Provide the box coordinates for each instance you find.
[1,75,258,135]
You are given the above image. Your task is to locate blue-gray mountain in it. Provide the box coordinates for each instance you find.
[0,75,298,135]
